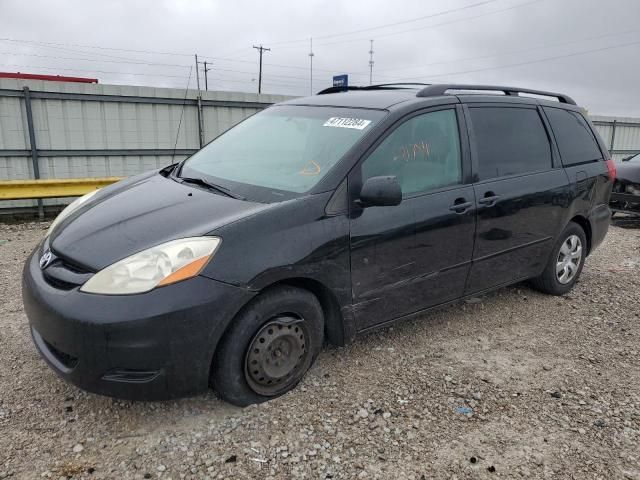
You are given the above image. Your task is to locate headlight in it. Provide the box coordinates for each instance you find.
[46,190,99,238]
[80,237,221,295]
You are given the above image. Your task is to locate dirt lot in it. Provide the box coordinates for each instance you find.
[0,220,638,480]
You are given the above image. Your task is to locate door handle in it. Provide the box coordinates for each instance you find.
[449,198,473,213]
[478,192,500,206]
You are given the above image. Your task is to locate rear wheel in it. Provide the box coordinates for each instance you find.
[211,286,324,406]
[530,222,587,295]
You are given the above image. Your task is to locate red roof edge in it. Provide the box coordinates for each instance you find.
[0,72,99,83]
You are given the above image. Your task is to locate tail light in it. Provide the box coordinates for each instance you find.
[605,159,617,182]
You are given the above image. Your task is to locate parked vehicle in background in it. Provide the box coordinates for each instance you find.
[23,83,614,406]
[611,153,640,216]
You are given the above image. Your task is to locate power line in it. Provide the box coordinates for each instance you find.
[0,63,192,79]
[0,38,162,64]
[268,0,502,45]
[1,1,630,94]
[392,39,640,82]
[372,28,640,75]
[0,51,191,68]
[0,62,320,91]
[0,0,501,57]
[0,37,193,57]
[0,50,337,81]
[0,0,538,74]
[308,0,545,48]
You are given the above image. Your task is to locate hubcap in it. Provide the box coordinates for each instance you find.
[556,234,582,284]
[244,316,308,396]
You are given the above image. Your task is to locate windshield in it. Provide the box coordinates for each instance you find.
[626,153,640,163]
[179,105,385,201]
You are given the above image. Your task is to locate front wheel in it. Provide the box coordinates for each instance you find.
[530,222,587,295]
[211,286,324,407]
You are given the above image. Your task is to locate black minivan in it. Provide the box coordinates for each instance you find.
[23,84,615,406]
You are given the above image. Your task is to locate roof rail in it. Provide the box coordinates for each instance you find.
[365,83,430,88]
[317,83,430,95]
[317,86,363,95]
[416,84,576,105]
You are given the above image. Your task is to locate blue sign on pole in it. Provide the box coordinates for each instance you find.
[333,74,348,90]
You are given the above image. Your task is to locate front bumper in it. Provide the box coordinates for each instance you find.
[610,192,640,215]
[22,248,254,401]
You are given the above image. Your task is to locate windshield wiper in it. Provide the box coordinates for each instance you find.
[179,176,246,200]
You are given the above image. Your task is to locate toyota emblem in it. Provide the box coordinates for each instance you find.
[39,250,53,269]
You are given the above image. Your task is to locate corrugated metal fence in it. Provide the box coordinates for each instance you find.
[590,115,640,162]
[1,80,639,214]
[0,79,292,213]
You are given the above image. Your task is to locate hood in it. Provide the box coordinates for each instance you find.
[50,172,270,271]
[616,161,640,183]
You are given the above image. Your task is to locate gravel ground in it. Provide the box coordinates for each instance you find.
[0,220,639,480]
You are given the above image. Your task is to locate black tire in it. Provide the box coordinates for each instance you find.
[530,222,587,296]
[210,286,324,407]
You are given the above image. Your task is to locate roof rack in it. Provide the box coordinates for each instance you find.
[416,84,576,105]
[366,83,430,88]
[317,83,429,95]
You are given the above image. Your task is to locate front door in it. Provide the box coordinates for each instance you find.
[463,105,569,293]
[349,107,476,330]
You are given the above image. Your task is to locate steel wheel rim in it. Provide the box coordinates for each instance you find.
[556,234,582,284]
[244,316,309,396]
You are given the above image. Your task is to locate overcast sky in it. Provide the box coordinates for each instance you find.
[1,0,639,116]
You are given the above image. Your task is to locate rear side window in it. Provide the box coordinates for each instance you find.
[544,107,603,166]
[469,107,552,181]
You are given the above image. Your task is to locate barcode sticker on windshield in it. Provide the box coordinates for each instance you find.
[323,117,372,130]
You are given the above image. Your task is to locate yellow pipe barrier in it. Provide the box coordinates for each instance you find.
[0,177,123,200]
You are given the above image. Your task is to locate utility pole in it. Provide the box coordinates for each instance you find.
[195,54,201,91]
[308,38,314,95]
[253,44,270,94]
[194,54,204,147]
[203,61,212,91]
[368,40,374,85]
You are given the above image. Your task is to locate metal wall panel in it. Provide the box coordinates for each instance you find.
[0,96,28,150]
[592,124,613,148]
[613,125,640,151]
[591,115,640,159]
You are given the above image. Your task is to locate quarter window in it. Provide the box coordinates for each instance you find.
[361,109,462,195]
[544,107,603,166]
[469,107,552,181]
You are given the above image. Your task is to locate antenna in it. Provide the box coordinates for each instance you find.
[368,40,374,85]
[253,44,271,94]
[172,66,193,164]
[308,38,314,95]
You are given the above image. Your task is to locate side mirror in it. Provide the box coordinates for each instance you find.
[358,176,402,207]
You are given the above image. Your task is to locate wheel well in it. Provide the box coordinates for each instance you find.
[569,215,592,255]
[263,278,346,346]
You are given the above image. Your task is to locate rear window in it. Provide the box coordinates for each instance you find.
[469,107,552,181]
[544,107,603,166]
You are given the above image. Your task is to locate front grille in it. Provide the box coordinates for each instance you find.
[43,339,78,369]
[57,257,91,274]
[42,272,77,290]
[41,251,93,289]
